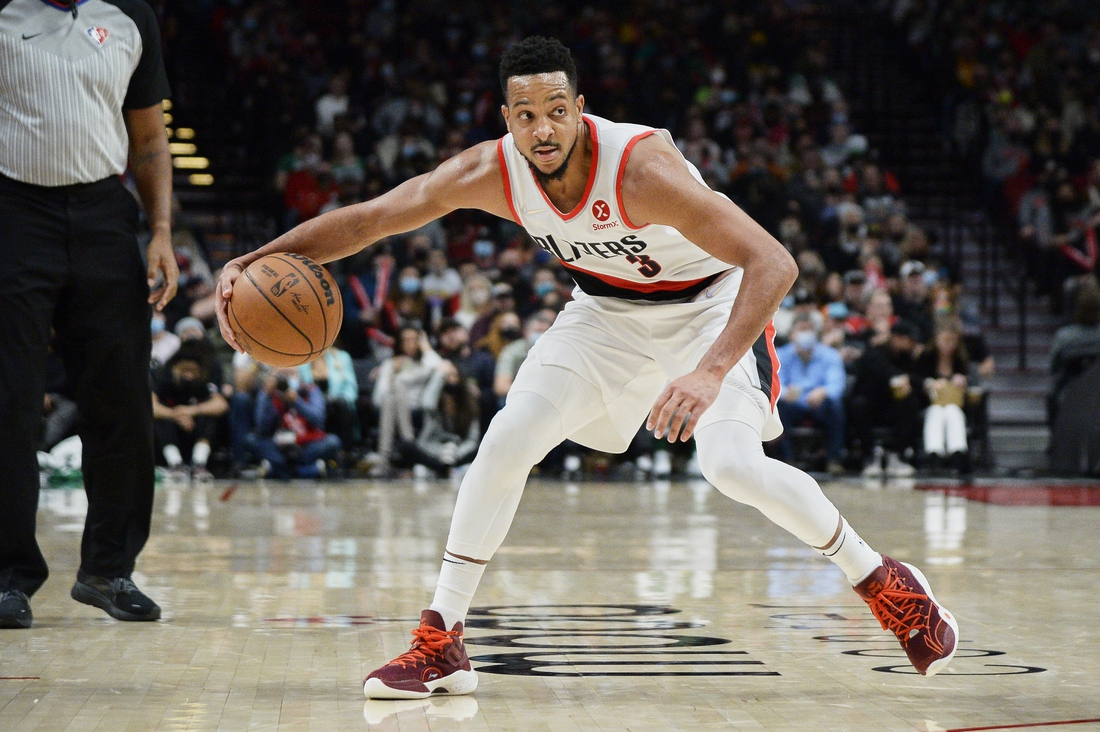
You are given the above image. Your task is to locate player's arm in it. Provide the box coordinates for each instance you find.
[621,134,798,441]
[215,141,514,351]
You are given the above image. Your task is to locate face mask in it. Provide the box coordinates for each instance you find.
[527,331,542,345]
[400,277,421,294]
[401,143,420,159]
[286,376,301,392]
[793,331,817,350]
[454,108,472,126]
[781,295,795,310]
[500,327,522,341]
[151,318,165,335]
[473,240,494,258]
[535,281,555,298]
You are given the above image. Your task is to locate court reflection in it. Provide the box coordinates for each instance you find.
[923,490,968,566]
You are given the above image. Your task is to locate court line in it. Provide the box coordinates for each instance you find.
[0,677,40,680]
[944,718,1100,731]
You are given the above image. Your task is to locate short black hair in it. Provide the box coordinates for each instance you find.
[499,36,578,100]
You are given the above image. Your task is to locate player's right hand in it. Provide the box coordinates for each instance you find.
[215,262,245,353]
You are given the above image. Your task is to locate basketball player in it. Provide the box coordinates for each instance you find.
[215,37,958,697]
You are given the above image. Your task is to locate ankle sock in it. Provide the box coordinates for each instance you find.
[429,552,486,630]
[819,518,882,585]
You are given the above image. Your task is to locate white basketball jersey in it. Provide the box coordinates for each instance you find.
[498,114,733,301]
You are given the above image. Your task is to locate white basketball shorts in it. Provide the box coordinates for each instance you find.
[509,268,784,453]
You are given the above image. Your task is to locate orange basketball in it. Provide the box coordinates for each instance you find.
[227,253,343,367]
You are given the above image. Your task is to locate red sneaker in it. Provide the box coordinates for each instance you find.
[855,556,959,676]
[363,610,478,699]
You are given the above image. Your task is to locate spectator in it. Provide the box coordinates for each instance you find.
[246,367,341,479]
[315,73,350,137]
[436,319,497,433]
[774,313,847,473]
[299,346,359,453]
[1049,283,1100,424]
[150,311,180,369]
[453,274,493,332]
[422,248,463,330]
[470,283,516,347]
[850,289,897,350]
[894,260,934,343]
[344,249,399,357]
[481,311,523,362]
[397,362,481,478]
[330,131,366,190]
[494,311,555,402]
[370,327,441,475]
[423,248,463,302]
[228,352,267,476]
[152,342,229,481]
[274,132,323,194]
[390,265,430,331]
[917,324,972,471]
[850,320,925,476]
[174,317,224,387]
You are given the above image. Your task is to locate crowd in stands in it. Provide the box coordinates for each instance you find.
[91,0,1034,484]
[884,0,1100,422]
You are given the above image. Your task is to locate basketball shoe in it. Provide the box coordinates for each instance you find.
[363,610,478,699]
[855,556,958,675]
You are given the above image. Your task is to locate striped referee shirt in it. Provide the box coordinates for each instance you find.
[0,0,169,186]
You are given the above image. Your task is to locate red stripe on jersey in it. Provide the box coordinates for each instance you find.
[558,258,713,294]
[496,138,522,224]
[764,321,780,410]
[527,116,600,221]
[615,130,657,230]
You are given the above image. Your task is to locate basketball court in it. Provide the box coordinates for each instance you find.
[2,475,1098,731]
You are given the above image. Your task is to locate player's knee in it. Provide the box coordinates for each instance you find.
[698,446,768,501]
[479,394,563,465]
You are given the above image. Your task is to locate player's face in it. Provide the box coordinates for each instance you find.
[502,72,585,179]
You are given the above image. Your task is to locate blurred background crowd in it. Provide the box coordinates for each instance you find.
[41,0,1100,484]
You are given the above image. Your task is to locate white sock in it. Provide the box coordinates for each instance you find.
[192,441,211,468]
[429,553,486,630]
[164,444,183,468]
[820,518,882,585]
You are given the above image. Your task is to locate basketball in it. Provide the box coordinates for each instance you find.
[227,252,343,367]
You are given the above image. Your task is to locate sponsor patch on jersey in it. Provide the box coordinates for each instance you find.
[590,199,620,230]
[86,27,109,47]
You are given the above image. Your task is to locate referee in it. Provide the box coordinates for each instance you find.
[0,0,177,628]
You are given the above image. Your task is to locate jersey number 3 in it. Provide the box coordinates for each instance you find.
[625,253,662,278]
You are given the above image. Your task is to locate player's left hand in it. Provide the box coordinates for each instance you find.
[647,369,723,443]
[146,230,179,311]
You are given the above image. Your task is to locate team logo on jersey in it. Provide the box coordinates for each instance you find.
[86,27,109,46]
[590,199,620,230]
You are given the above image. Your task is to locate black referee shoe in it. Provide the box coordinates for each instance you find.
[71,573,161,621]
[0,590,33,629]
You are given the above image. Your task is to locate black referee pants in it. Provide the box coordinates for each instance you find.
[0,172,155,596]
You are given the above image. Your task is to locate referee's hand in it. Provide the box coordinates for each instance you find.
[146,231,178,312]
[215,262,244,353]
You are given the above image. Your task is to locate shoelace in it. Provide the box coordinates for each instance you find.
[391,624,459,668]
[865,567,930,644]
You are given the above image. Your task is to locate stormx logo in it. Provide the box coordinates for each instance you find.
[591,199,620,231]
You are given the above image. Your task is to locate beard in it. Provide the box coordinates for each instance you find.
[525,136,579,186]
